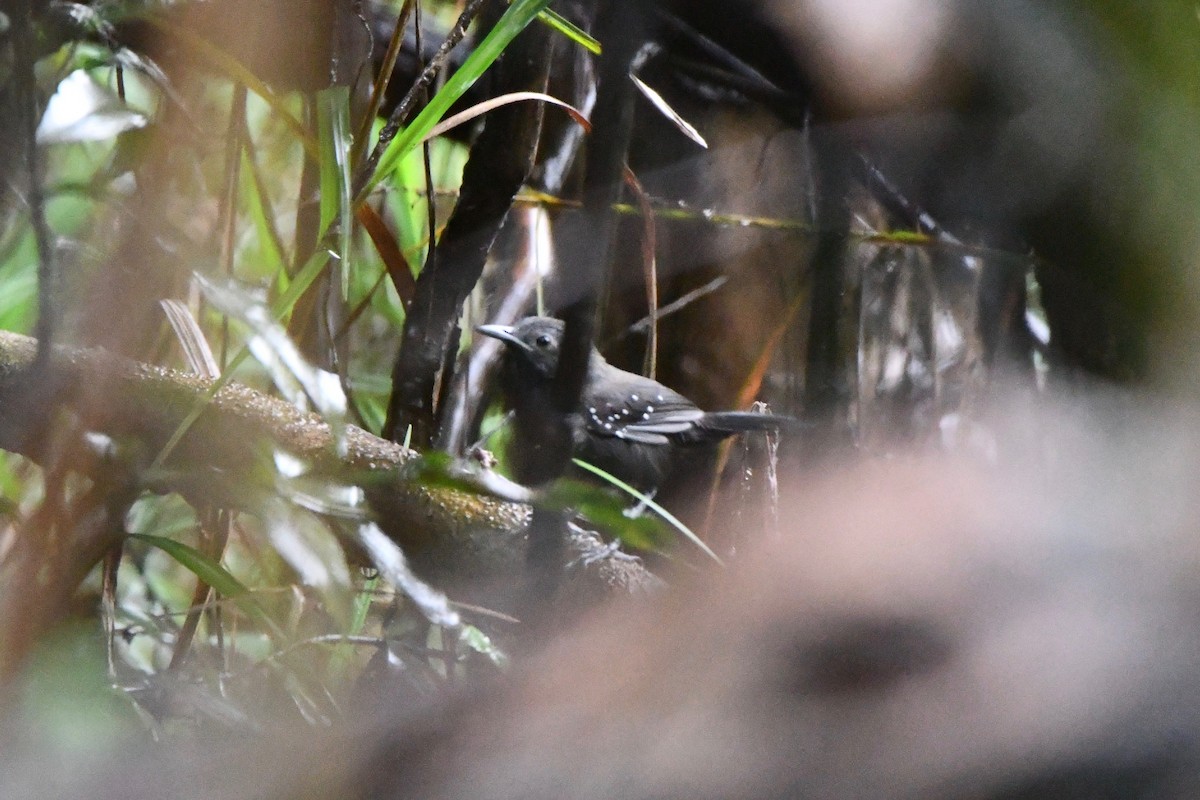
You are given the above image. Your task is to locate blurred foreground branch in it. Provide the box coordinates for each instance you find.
[0,330,655,605]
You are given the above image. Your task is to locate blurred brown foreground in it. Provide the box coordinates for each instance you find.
[5,384,1200,800]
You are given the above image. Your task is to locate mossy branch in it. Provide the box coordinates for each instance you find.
[0,330,657,601]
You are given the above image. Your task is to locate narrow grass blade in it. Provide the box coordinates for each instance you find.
[317,87,353,299]
[357,202,415,309]
[130,532,282,636]
[572,458,724,565]
[536,8,601,54]
[422,91,590,142]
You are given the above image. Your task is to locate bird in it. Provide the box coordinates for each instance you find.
[477,316,791,490]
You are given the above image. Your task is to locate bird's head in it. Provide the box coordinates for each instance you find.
[476,316,566,381]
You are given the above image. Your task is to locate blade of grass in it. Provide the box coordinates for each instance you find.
[630,74,708,149]
[357,202,415,309]
[422,91,590,142]
[352,0,418,169]
[168,510,231,669]
[241,146,290,279]
[388,144,435,268]
[317,87,354,299]
[131,532,284,637]
[329,574,379,678]
[160,299,220,378]
[623,167,659,379]
[571,458,724,565]
[535,8,601,54]
[355,0,490,198]
[356,520,459,627]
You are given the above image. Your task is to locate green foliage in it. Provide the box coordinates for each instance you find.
[546,475,670,553]
[0,0,565,736]
[366,0,555,194]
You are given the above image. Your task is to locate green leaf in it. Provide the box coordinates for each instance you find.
[129,533,283,635]
[325,576,380,680]
[241,149,289,278]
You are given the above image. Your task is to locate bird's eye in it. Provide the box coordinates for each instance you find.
[535,334,553,348]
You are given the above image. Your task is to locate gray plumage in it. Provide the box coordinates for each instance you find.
[478,316,788,489]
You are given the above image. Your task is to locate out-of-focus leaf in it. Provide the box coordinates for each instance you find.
[143,17,316,159]
[257,496,353,625]
[195,275,348,435]
[275,459,366,520]
[546,474,670,553]
[0,241,38,333]
[19,625,142,755]
[54,2,116,37]
[151,240,337,470]
[399,451,534,504]
[103,126,154,181]
[459,624,509,668]
[37,70,147,144]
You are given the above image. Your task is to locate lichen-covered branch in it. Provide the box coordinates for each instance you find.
[0,330,658,599]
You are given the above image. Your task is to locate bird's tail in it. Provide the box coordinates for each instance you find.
[698,411,806,436]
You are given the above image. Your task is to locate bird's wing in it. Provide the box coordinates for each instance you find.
[583,390,705,445]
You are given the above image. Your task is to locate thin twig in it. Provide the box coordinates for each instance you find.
[352,0,418,170]
[416,0,440,284]
[353,0,489,197]
[608,275,730,343]
[216,85,248,365]
[13,0,56,361]
[623,167,659,379]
